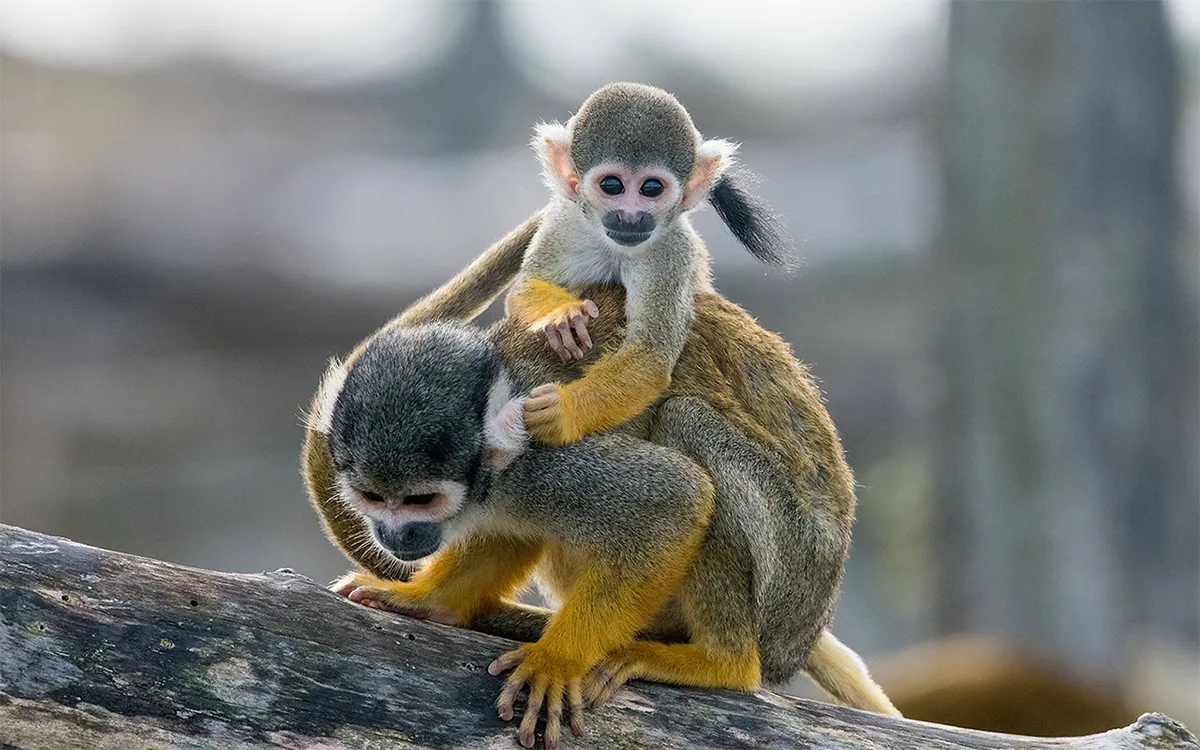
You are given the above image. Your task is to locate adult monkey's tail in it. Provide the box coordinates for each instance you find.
[805,629,902,716]
[399,209,543,326]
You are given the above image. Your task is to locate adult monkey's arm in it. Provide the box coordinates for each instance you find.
[398,210,543,326]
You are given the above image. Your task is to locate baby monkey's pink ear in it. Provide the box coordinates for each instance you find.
[682,138,738,211]
[533,122,579,200]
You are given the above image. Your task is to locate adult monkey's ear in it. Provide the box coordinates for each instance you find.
[306,358,349,435]
[681,138,738,211]
[482,372,528,471]
[533,121,579,201]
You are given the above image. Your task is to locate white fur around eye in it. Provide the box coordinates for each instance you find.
[308,357,347,435]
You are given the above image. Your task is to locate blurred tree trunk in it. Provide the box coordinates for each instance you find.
[931,0,1198,675]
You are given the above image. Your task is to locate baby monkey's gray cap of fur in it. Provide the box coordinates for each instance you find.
[568,82,697,179]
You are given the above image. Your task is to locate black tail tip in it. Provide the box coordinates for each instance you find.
[708,169,800,272]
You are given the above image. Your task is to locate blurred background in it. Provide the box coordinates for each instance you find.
[2,0,1197,736]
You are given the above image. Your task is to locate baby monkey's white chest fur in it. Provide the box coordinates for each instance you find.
[527,204,714,293]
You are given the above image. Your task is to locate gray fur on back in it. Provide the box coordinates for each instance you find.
[652,397,847,685]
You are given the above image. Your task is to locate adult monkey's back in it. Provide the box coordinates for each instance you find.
[307,282,900,717]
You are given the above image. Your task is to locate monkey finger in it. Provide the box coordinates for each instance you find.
[570,315,593,351]
[523,399,561,422]
[523,394,562,416]
[581,665,615,707]
[363,600,458,625]
[556,321,583,360]
[581,299,600,319]
[496,669,527,723]
[518,677,548,749]
[568,681,585,737]
[596,661,641,707]
[347,586,385,604]
[530,383,557,397]
[524,412,562,430]
[544,684,564,750]
[488,647,526,677]
[542,325,570,362]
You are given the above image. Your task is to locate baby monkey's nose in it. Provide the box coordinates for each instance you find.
[602,210,655,234]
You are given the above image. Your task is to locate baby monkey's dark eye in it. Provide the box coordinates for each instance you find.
[359,490,385,504]
[640,178,665,198]
[599,175,624,195]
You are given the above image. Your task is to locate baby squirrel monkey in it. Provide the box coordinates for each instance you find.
[305,285,899,749]
[438,82,795,444]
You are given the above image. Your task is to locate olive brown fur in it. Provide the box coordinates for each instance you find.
[303,281,899,737]
[482,82,799,446]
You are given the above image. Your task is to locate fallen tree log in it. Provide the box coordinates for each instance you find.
[0,523,1195,750]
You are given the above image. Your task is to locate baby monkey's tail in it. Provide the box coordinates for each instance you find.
[708,166,798,271]
[805,629,902,717]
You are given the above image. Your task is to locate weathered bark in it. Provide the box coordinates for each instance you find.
[0,524,1195,750]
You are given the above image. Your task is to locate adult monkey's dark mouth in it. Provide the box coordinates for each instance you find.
[389,540,442,561]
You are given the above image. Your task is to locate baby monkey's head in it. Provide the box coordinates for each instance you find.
[308,323,527,562]
[534,81,796,268]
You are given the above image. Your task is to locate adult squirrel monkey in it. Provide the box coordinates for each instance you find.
[400,82,796,445]
[304,284,899,749]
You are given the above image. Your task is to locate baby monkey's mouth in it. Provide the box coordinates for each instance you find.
[403,492,438,506]
[605,229,652,247]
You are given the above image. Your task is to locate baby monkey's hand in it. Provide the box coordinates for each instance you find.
[523,384,581,445]
[533,300,599,362]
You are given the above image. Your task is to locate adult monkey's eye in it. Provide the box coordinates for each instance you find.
[599,175,624,195]
[359,489,385,504]
[640,178,665,197]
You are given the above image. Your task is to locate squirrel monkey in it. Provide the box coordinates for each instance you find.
[304,285,899,749]
[401,82,796,445]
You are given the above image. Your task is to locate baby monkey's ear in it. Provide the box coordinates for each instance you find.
[483,373,528,471]
[533,121,579,201]
[307,358,349,435]
[682,138,738,211]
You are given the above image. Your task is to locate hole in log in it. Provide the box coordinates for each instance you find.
[61,594,70,602]
[404,633,416,640]
[189,599,199,607]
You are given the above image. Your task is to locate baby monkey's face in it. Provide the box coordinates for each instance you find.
[579,162,683,250]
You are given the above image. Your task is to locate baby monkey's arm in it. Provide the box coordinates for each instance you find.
[506,278,599,362]
[524,262,690,445]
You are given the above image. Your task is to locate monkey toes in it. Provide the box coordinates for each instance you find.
[489,645,586,750]
[582,652,643,708]
[534,300,599,362]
